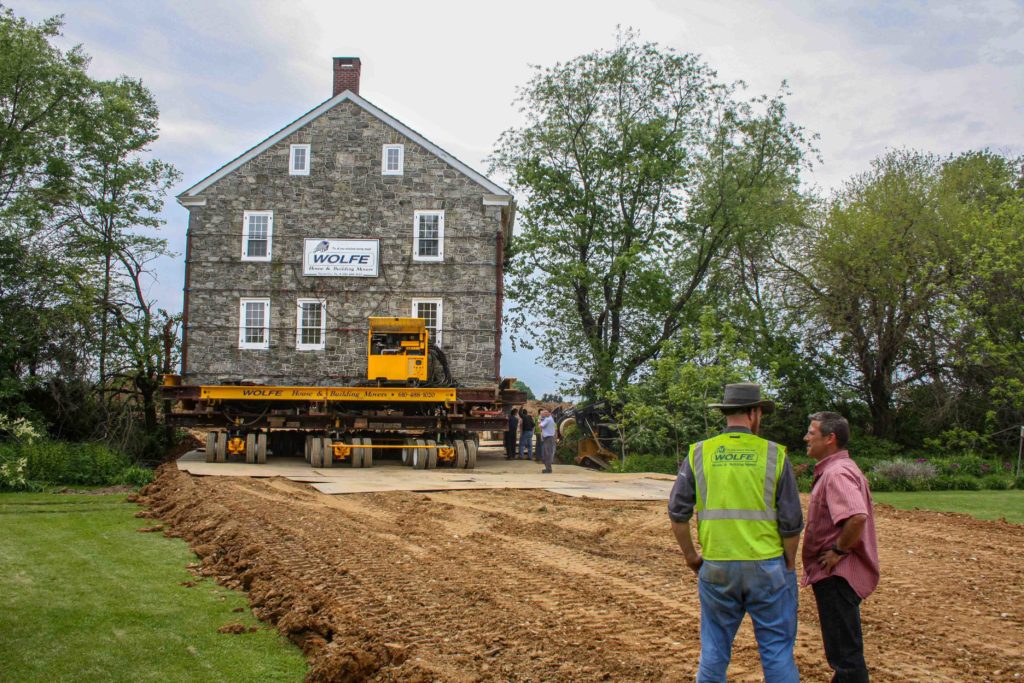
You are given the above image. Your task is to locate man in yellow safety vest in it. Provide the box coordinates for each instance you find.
[669,383,803,683]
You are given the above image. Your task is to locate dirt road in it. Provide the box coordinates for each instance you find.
[139,464,1024,682]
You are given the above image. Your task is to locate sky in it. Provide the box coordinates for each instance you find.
[12,0,1024,396]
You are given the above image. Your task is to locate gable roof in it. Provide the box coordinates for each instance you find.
[177,90,511,202]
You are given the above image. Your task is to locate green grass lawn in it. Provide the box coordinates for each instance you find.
[0,492,307,682]
[873,489,1024,524]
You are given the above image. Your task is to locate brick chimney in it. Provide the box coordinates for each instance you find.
[333,57,361,96]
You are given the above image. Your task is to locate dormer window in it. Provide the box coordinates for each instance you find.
[290,144,311,175]
[382,144,404,175]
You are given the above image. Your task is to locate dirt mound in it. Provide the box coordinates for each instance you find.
[137,463,1024,681]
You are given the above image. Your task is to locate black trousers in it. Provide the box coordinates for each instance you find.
[812,576,869,683]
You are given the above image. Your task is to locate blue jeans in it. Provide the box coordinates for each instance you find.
[518,432,534,459]
[697,556,799,683]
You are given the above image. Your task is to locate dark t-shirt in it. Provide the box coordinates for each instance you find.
[520,414,535,432]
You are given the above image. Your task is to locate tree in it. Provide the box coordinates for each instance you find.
[0,7,179,457]
[0,7,89,215]
[512,379,536,400]
[781,150,1018,439]
[491,30,812,398]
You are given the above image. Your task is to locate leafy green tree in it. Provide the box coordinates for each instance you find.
[512,380,536,400]
[782,150,1020,440]
[0,7,89,215]
[619,308,765,460]
[491,30,812,398]
[0,7,179,457]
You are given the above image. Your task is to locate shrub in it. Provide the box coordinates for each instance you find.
[0,439,136,487]
[932,453,998,477]
[932,474,982,491]
[866,472,894,492]
[979,473,1015,490]
[610,453,680,475]
[851,435,905,461]
[117,466,154,487]
[871,458,937,482]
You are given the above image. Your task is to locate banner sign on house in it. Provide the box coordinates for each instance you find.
[303,238,380,277]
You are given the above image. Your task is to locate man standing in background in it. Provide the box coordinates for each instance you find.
[518,409,536,460]
[803,412,879,683]
[539,409,556,473]
[505,408,519,460]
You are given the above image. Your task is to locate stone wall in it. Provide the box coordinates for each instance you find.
[182,101,504,387]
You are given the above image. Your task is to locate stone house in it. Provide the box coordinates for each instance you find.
[176,58,515,388]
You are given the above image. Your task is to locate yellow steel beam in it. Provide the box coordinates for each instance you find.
[199,385,456,402]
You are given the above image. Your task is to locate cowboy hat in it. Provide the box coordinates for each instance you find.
[707,383,775,414]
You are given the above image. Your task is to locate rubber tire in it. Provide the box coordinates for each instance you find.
[454,439,467,469]
[322,437,333,468]
[362,438,374,471]
[350,437,363,468]
[245,434,256,464]
[215,431,227,463]
[466,437,478,469]
[362,437,373,468]
[304,435,312,463]
[425,439,438,469]
[255,433,266,464]
[205,432,216,463]
[412,438,428,470]
[401,438,414,466]
[310,437,323,468]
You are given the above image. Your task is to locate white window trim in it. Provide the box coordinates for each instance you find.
[239,298,271,350]
[411,298,443,346]
[295,298,327,351]
[241,210,273,262]
[289,144,311,176]
[382,144,404,175]
[412,210,444,262]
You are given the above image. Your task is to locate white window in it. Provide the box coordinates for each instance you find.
[412,298,443,346]
[289,144,311,176]
[242,210,273,261]
[296,299,326,350]
[239,298,270,350]
[412,210,444,262]
[382,144,404,175]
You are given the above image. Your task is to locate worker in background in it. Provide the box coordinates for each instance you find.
[505,408,519,460]
[539,409,556,473]
[668,383,803,683]
[802,411,879,683]
[518,409,536,460]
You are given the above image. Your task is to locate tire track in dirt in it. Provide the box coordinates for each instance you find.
[139,465,1024,682]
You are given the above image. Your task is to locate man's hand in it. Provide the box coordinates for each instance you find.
[817,549,842,571]
[685,553,703,576]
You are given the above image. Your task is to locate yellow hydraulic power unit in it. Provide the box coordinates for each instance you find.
[367,317,429,384]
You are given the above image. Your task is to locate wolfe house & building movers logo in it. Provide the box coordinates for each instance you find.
[302,239,380,277]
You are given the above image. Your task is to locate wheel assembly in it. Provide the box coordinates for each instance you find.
[321,436,333,468]
[205,432,217,463]
[350,437,364,468]
[412,438,428,470]
[361,437,374,468]
[215,430,227,462]
[257,432,267,464]
[425,439,438,469]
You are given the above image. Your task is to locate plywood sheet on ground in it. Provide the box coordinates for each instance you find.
[176,448,677,500]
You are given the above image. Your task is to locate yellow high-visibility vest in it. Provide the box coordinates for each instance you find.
[688,432,786,561]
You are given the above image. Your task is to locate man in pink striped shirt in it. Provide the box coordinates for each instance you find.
[802,412,879,683]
